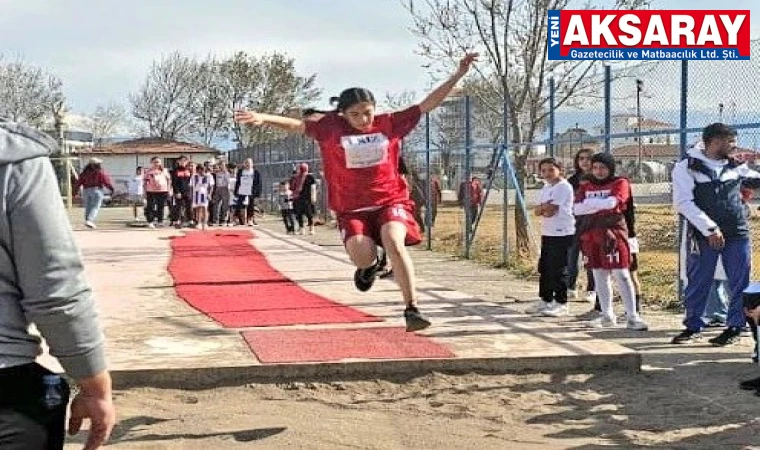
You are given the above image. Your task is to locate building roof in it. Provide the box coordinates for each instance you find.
[611,144,680,159]
[612,144,757,160]
[77,138,220,155]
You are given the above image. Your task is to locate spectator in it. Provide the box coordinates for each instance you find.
[143,157,172,228]
[170,156,193,228]
[74,158,114,229]
[209,164,231,226]
[567,148,597,304]
[0,120,116,449]
[278,180,296,234]
[458,176,483,226]
[190,164,214,230]
[233,158,262,226]
[291,162,317,235]
[127,166,145,222]
[739,283,760,392]
[672,123,760,345]
[574,153,648,330]
[527,157,576,317]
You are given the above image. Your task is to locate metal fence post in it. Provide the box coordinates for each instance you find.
[502,96,510,265]
[549,77,556,157]
[677,60,689,304]
[604,64,612,153]
[425,112,432,251]
[464,95,473,259]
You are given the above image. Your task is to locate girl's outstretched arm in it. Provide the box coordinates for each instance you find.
[234,110,306,134]
[418,53,478,114]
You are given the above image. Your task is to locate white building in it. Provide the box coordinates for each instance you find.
[594,114,679,148]
[75,138,221,195]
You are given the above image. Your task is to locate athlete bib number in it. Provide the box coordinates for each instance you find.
[341,133,389,169]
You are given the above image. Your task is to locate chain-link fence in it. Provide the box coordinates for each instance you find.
[228,43,760,304]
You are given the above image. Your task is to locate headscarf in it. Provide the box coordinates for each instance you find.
[589,152,617,185]
[292,163,309,197]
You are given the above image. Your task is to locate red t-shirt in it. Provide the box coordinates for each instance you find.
[305,105,422,213]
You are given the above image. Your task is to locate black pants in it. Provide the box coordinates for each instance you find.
[294,200,314,229]
[281,209,295,233]
[145,192,168,223]
[0,364,70,450]
[538,235,574,304]
[171,193,193,223]
[567,234,596,292]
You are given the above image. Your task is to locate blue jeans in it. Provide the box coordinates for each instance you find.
[683,237,750,330]
[83,187,104,223]
[703,280,728,323]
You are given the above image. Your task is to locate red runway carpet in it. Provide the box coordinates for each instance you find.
[242,327,455,363]
[168,231,381,327]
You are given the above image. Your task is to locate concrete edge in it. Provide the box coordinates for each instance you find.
[111,352,642,390]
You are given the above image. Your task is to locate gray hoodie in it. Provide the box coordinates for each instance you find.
[0,120,106,380]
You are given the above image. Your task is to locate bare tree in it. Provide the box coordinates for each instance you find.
[130,52,201,140]
[403,0,649,254]
[0,56,66,129]
[84,102,127,145]
[220,52,320,148]
[189,58,230,147]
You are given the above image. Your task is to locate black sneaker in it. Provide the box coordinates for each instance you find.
[354,261,381,292]
[740,376,760,391]
[404,306,431,332]
[672,329,702,344]
[708,327,743,347]
[378,268,394,279]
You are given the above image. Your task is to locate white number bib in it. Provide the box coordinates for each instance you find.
[341,133,389,169]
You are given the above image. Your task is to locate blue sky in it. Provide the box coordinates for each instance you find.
[1,0,758,119]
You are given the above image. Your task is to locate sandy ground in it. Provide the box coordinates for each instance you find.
[63,209,760,449]
[65,363,760,450]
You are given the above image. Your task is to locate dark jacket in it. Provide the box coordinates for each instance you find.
[234,168,262,197]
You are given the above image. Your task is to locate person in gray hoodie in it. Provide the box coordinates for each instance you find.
[0,120,115,449]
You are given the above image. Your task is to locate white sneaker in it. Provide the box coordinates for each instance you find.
[542,303,569,317]
[589,315,617,328]
[148,222,156,229]
[626,317,649,331]
[526,301,551,315]
[585,291,597,302]
[298,229,306,235]
[85,221,96,229]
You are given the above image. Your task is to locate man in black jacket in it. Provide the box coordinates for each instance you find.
[170,155,193,227]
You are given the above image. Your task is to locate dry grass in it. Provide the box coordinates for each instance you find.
[430,203,760,309]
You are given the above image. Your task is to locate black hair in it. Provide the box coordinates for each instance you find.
[196,164,204,171]
[591,153,616,175]
[398,156,409,175]
[573,148,594,173]
[330,88,376,112]
[702,123,737,146]
[538,157,562,171]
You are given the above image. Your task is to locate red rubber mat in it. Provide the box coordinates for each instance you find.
[242,327,455,363]
[168,232,381,327]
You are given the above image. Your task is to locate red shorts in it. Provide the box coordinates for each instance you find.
[337,203,422,247]
[580,228,631,270]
